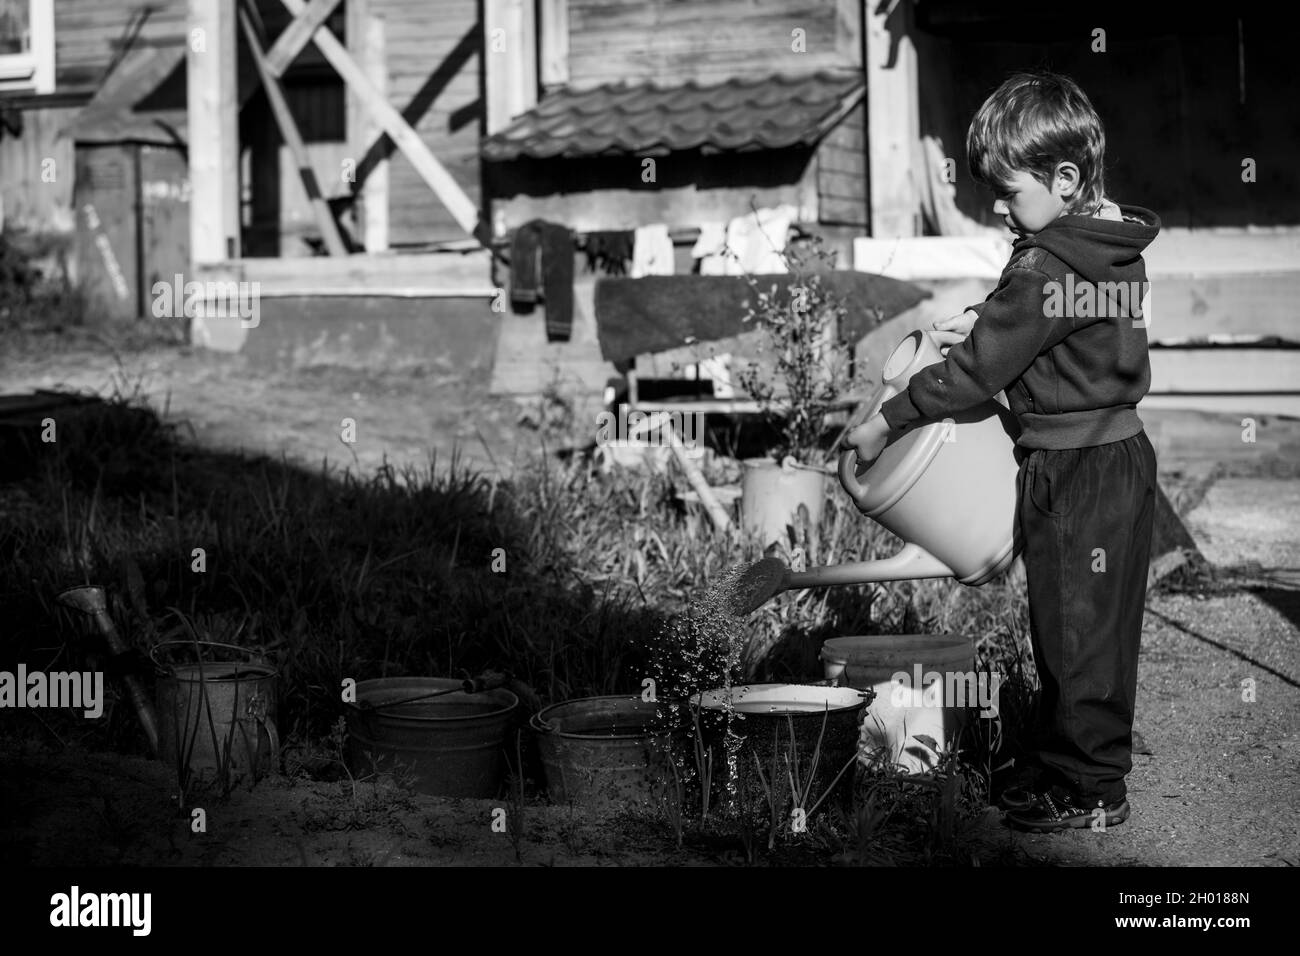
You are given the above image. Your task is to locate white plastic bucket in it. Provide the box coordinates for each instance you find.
[820,634,976,773]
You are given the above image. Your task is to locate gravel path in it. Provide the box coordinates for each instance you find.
[999,477,1300,866]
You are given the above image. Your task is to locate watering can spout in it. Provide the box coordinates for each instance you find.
[725,543,955,616]
[785,542,955,589]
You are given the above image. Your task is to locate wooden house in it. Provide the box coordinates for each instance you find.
[1,0,1295,414]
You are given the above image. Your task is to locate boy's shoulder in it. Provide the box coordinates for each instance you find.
[1008,246,1051,274]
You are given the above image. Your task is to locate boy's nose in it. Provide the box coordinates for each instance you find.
[992,198,1009,216]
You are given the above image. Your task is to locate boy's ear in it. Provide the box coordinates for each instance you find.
[1053,162,1081,199]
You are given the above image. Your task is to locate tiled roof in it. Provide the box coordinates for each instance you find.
[482,70,865,161]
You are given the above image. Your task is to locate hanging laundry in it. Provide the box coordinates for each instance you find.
[726,204,796,274]
[510,219,575,342]
[631,223,674,277]
[582,230,634,275]
[691,222,729,275]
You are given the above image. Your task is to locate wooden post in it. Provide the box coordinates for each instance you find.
[347,6,389,253]
[538,0,569,90]
[484,0,538,135]
[187,0,240,263]
[239,3,348,256]
[865,0,920,238]
[276,0,482,239]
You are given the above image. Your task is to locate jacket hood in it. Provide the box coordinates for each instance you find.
[1019,204,1161,282]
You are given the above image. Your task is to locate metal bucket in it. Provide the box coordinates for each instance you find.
[345,677,519,798]
[152,641,280,784]
[694,683,872,809]
[530,695,681,808]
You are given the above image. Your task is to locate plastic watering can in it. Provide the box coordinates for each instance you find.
[727,330,1023,615]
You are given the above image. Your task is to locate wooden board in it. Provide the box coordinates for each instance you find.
[565,0,851,87]
[1149,349,1299,395]
[1150,272,1300,342]
[279,0,481,239]
[0,105,78,233]
[52,0,188,90]
[186,0,240,263]
[865,0,919,238]
[192,250,496,296]
[816,102,867,226]
[372,0,484,244]
[73,144,140,320]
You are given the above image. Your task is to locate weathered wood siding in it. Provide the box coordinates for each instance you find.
[815,100,866,226]
[565,0,861,88]
[0,104,77,231]
[370,0,483,244]
[53,0,187,92]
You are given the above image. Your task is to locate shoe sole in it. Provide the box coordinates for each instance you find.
[1007,800,1130,832]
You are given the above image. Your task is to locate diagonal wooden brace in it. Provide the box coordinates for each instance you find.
[276,0,483,240]
[239,0,348,256]
[265,0,340,76]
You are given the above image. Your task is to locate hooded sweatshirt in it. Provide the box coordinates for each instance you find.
[881,204,1161,449]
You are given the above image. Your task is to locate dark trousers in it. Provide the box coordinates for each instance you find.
[1017,430,1157,805]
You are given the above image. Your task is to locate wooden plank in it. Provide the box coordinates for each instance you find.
[539,0,569,87]
[865,0,919,238]
[53,0,188,88]
[192,251,496,297]
[1146,229,1300,278]
[0,105,77,233]
[238,2,348,256]
[484,0,538,134]
[1141,395,1300,419]
[565,0,840,86]
[819,195,868,226]
[276,0,482,238]
[1151,272,1300,341]
[1149,349,1299,395]
[354,10,389,252]
[834,0,863,68]
[186,0,240,263]
[265,0,341,76]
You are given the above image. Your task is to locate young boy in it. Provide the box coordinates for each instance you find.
[845,72,1160,832]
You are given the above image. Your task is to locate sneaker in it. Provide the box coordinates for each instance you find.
[1006,789,1130,832]
[998,783,1038,812]
[995,764,1043,812]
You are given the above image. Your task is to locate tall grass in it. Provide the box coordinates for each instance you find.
[0,386,1032,777]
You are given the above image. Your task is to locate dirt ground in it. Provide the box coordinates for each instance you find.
[2,333,1298,866]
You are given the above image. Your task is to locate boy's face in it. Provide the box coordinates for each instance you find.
[991,165,1076,236]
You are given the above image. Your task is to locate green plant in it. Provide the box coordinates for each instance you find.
[735,233,868,465]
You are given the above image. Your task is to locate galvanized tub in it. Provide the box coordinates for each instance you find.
[345,677,519,798]
[694,683,872,811]
[530,695,680,808]
[152,641,280,784]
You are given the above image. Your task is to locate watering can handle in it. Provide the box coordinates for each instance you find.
[838,447,870,502]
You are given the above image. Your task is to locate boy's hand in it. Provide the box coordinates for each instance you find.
[931,309,979,348]
[843,412,892,464]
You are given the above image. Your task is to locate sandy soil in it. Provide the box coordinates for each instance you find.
[1,332,1297,866]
